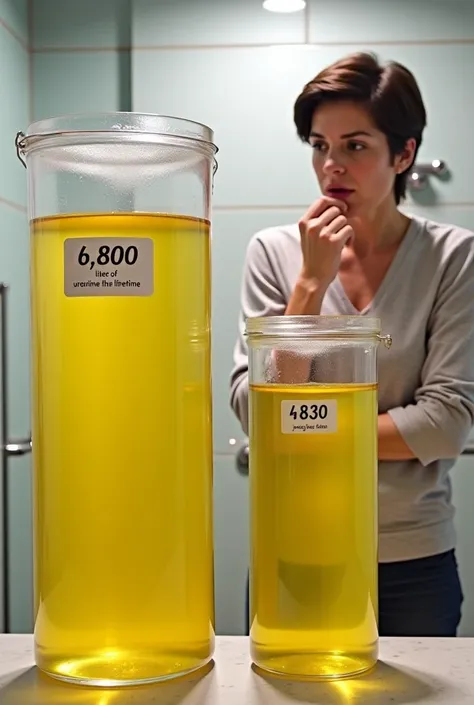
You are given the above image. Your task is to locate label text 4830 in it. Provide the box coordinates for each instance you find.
[281,400,337,434]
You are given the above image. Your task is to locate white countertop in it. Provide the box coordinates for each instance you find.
[1,635,474,704]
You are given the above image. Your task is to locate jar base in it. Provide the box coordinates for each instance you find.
[35,644,214,687]
[251,644,377,681]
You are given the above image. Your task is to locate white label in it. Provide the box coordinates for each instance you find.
[64,238,154,297]
[281,400,338,434]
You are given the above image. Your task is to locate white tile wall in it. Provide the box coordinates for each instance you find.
[0,0,28,44]
[0,26,28,207]
[307,0,474,44]
[132,0,305,47]
[33,52,126,120]
[32,0,130,49]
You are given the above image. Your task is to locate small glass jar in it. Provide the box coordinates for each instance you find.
[247,314,391,680]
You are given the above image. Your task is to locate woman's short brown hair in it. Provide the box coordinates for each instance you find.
[293,52,427,204]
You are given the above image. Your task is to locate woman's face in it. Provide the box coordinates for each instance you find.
[309,101,415,218]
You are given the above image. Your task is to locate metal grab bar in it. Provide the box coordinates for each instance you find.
[4,439,32,456]
[235,442,249,475]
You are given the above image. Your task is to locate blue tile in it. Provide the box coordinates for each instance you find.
[213,455,249,635]
[0,25,28,207]
[211,209,302,453]
[33,0,130,49]
[308,0,474,43]
[33,52,124,120]
[133,0,305,47]
[7,454,33,633]
[0,205,30,434]
[392,44,474,207]
[0,0,28,44]
[132,46,316,208]
[401,205,474,233]
[133,43,474,208]
[0,203,32,633]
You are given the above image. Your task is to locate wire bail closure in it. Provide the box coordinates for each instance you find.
[378,334,392,349]
[15,131,26,168]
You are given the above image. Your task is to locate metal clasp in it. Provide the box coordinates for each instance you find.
[378,334,392,349]
[15,131,26,168]
[211,157,218,195]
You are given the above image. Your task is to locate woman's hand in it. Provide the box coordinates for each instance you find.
[298,196,354,288]
[278,197,354,382]
[285,197,353,317]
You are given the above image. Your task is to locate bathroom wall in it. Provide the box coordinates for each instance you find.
[0,0,31,631]
[12,0,474,636]
[31,0,131,120]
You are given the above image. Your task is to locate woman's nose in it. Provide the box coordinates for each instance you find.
[322,150,346,175]
[322,159,345,175]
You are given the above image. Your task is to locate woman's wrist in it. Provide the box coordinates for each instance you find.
[285,276,327,316]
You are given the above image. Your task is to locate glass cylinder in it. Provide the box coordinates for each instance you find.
[16,113,217,686]
[247,315,391,680]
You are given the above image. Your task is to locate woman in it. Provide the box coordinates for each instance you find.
[230,52,474,637]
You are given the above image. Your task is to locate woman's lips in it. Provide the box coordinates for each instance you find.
[326,188,354,200]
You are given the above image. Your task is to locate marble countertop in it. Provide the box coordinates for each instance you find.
[1,635,474,704]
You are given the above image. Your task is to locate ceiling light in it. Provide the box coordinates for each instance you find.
[263,0,306,13]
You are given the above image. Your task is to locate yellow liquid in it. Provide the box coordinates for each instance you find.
[31,213,214,686]
[249,383,378,680]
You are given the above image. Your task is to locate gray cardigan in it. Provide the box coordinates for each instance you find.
[230,215,474,562]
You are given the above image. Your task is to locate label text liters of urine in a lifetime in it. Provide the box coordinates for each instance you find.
[77,269,142,289]
[63,237,154,297]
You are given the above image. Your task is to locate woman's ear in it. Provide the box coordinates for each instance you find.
[394,137,417,174]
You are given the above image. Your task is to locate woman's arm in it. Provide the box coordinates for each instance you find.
[385,235,474,466]
[378,413,415,460]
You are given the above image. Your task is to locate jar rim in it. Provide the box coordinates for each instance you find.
[246,314,382,338]
[16,111,218,158]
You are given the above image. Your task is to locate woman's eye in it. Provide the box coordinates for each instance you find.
[348,141,366,152]
[311,142,326,152]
